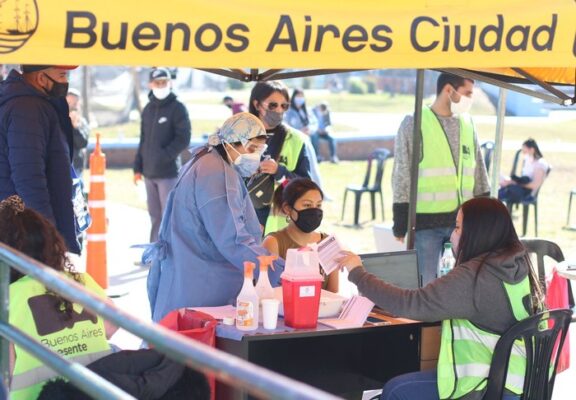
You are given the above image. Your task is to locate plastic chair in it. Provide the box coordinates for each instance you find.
[480,141,495,173]
[484,309,573,400]
[565,188,576,228]
[506,167,550,237]
[521,238,575,308]
[341,148,390,226]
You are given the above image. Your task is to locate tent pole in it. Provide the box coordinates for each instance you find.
[407,69,425,250]
[490,88,507,197]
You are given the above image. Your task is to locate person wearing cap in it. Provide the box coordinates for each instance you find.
[133,67,191,243]
[0,65,81,254]
[146,112,285,322]
[66,88,90,175]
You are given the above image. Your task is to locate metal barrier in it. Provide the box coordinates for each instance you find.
[0,243,341,399]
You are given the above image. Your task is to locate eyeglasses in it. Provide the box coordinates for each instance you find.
[262,101,290,111]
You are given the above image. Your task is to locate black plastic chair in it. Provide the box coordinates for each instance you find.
[484,309,573,400]
[506,167,550,237]
[481,141,495,173]
[565,188,576,228]
[341,148,390,226]
[521,238,575,309]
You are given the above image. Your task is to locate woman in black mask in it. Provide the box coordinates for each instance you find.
[262,178,338,293]
[248,81,311,234]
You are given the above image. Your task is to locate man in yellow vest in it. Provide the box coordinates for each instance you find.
[392,73,490,286]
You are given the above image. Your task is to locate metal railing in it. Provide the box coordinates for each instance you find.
[0,243,341,399]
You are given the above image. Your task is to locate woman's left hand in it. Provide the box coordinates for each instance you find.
[336,251,363,272]
[260,158,278,175]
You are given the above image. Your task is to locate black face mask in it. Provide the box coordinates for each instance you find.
[43,74,69,98]
[292,208,323,233]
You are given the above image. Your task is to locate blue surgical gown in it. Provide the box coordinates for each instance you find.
[147,147,285,322]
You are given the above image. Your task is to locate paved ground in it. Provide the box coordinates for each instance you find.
[99,202,575,399]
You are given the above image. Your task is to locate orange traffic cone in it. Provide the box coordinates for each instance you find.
[86,133,108,289]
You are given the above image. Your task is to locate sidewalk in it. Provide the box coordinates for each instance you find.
[101,202,575,399]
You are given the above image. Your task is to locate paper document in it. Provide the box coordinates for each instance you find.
[190,305,236,320]
[319,296,374,329]
[317,234,347,275]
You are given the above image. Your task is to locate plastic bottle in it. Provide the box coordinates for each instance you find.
[439,243,456,277]
[255,255,277,324]
[255,255,277,301]
[236,262,259,331]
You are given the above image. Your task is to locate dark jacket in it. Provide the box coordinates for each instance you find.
[134,92,191,179]
[38,349,210,400]
[0,70,80,254]
[72,118,90,174]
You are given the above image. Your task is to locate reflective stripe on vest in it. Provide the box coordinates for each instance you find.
[417,107,476,214]
[9,275,111,400]
[264,126,306,235]
[437,276,531,399]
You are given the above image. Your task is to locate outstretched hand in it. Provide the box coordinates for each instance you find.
[336,251,363,273]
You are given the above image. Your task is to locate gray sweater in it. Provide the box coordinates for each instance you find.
[392,112,491,237]
[348,245,531,334]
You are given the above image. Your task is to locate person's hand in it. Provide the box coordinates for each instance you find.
[336,251,363,273]
[69,110,81,128]
[395,236,405,244]
[133,173,142,185]
[259,158,278,175]
[301,127,310,135]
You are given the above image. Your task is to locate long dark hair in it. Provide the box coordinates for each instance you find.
[0,196,81,316]
[455,197,543,312]
[522,138,543,159]
[248,81,290,117]
[272,178,323,215]
[290,88,309,126]
[249,81,290,161]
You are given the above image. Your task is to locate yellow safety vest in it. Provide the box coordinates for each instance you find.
[417,107,476,213]
[264,126,306,235]
[9,273,111,400]
[437,276,532,399]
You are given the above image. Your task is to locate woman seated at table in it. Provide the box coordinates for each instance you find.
[337,197,543,400]
[262,178,338,293]
[499,138,548,203]
[0,196,117,400]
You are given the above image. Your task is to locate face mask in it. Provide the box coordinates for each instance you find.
[43,74,69,98]
[262,109,284,128]
[234,152,261,177]
[450,229,460,256]
[291,208,323,233]
[294,97,306,108]
[450,91,473,114]
[153,87,171,100]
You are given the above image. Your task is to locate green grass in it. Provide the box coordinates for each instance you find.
[95,89,576,258]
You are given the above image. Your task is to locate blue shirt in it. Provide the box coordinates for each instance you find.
[147,147,285,322]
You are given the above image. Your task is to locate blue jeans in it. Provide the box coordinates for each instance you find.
[381,370,519,400]
[415,227,453,286]
[311,132,337,160]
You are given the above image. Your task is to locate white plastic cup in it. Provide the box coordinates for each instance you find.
[261,299,280,330]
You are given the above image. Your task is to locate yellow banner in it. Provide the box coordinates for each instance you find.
[1,0,574,68]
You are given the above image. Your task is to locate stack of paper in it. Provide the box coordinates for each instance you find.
[319,295,375,329]
[317,234,347,275]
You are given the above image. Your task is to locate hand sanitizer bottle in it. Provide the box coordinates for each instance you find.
[236,262,259,331]
[255,255,277,300]
[439,243,456,277]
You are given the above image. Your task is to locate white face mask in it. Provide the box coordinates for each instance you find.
[224,143,262,177]
[152,87,171,100]
[450,92,473,115]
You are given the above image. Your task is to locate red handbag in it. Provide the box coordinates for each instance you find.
[159,309,218,399]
